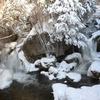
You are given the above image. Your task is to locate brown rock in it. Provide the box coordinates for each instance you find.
[91,71,100,78]
[23,32,72,63]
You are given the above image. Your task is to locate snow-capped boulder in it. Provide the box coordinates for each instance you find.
[66,72,81,82]
[64,53,82,65]
[37,56,57,70]
[87,61,100,78]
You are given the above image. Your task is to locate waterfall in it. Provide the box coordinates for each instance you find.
[81,43,94,62]
[0,44,36,89]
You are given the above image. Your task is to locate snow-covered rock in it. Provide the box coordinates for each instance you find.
[87,61,100,78]
[65,53,82,64]
[66,72,81,82]
[52,83,100,100]
[0,69,13,90]
[40,56,56,68]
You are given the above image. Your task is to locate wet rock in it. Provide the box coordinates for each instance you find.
[91,71,100,78]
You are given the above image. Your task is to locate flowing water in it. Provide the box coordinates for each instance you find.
[0,71,100,100]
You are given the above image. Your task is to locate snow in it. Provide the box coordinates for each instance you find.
[49,74,56,80]
[40,60,81,81]
[5,42,17,49]
[92,5,100,18]
[52,83,100,100]
[58,61,70,72]
[0,69,13,90]
[87,61,100,77]
[90,61,100,73]
[66,72,81,82]
[89,30,100,40]
[95,18,100,25]
[65,53,82,64]
[56,70,66,79]
[40,71,49,77]
[40,56,56,68]
[40,67,58,80]
[48,67,58,74]
[18,51,39,72]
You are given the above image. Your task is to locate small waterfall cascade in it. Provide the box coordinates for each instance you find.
[0,42,36,89]
[74,30,100,74]
[81,43,94,62]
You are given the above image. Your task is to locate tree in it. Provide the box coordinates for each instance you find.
[0,0,96,48]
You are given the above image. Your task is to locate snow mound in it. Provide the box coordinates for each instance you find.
[52,83,100,100]
[41,56,56,68]
[18,51,39,72]
[66,72,81,82]
[87,61,100,77]
[0,69,13,90]
[90,61,100,73]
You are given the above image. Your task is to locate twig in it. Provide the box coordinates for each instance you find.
[0,34,16,40]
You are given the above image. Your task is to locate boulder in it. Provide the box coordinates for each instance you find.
[23,32,71,63]
[35,56,56,71]
[87,61,100,78]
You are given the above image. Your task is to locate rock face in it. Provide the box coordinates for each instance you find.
[23,33,72,63]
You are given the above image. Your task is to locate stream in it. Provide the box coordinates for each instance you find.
[0,71,100,100]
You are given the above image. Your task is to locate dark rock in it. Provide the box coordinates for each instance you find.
[23,34,45,63]
[91,71,100,78]
[97,41,100,52]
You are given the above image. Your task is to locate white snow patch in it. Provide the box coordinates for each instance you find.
[90,61,100,72]
[40,71,49,77]
[48,67,58,74]
[65,53,82,64]
[90,30,100,40]
[52,83,100,100]
[0,69,13,90]
[49,74,56,80]
[56,71,66,79]
[66,72,81,82]
[95,18,100,25]
[58,61,70,72]
[52,83,67,100]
